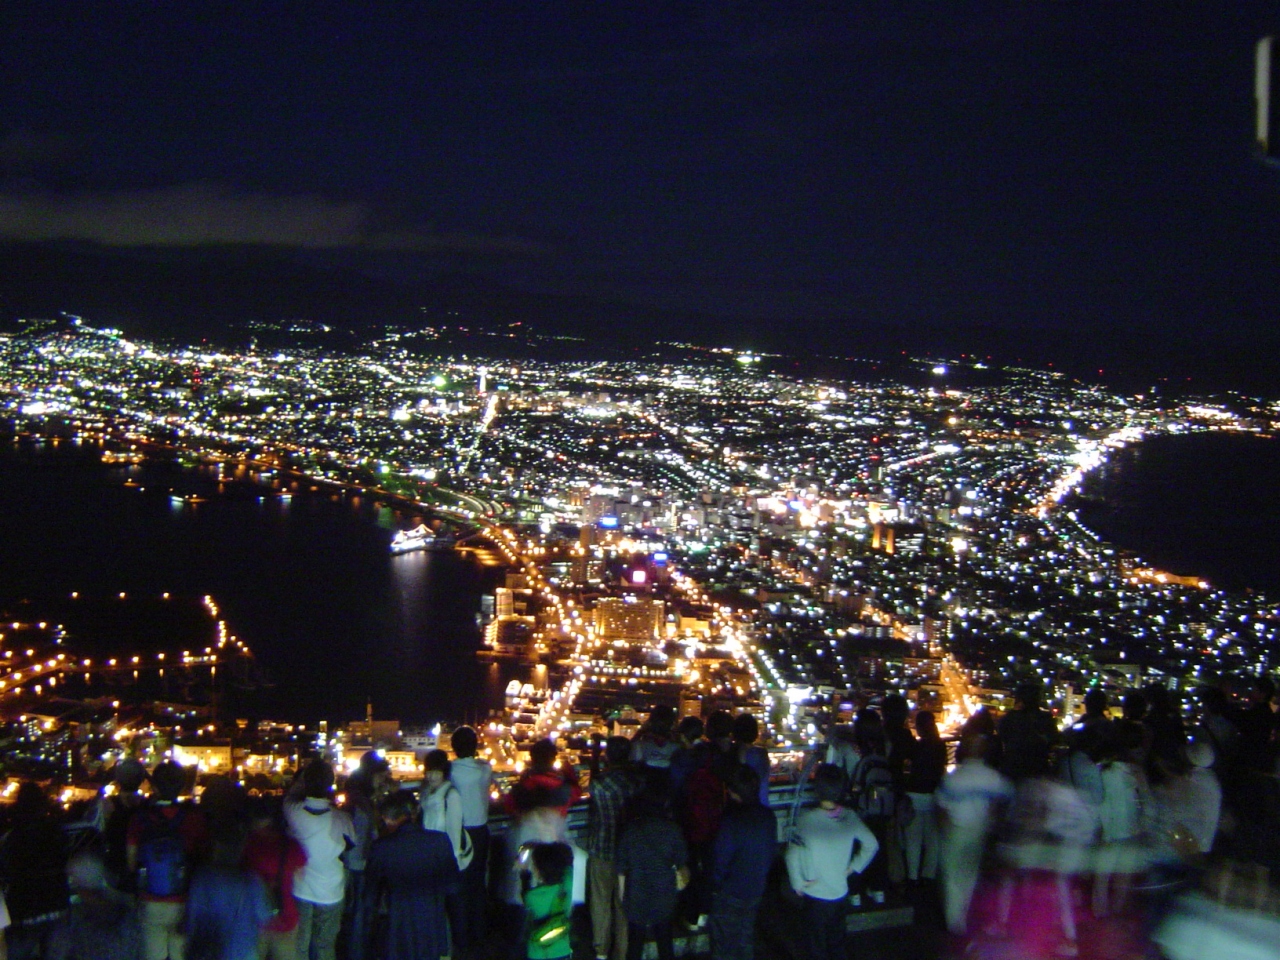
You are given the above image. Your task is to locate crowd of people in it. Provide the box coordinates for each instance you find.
[1,682,1279,960]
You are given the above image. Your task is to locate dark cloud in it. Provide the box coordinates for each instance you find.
[0,182,550,257]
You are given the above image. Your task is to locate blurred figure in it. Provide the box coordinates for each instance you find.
[0,782,69,960]
[995,775,1095,956]
[710,765,776,960]
[243,797,307,960]
[520,843,574,960]
[903,710,946,883]
[785,764,878,959]
[97,758,148,891]
[284,761,354,960]
[184,818,272,960]
[363,790,457,960]
[1093,723,1152,918]
[449,725,494,958]
[341,753,387,960]
[585,736,641,960]
[501,739,582,909]
[363,788,458,960]
[731,713,770,806]
[956,707,1000,767]
[822,724,860,790]
[616,781,689,960]
[46,849,141,960]
[128,761,209,960]
[936,736,1011,936]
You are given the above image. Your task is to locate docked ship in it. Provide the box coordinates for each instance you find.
[389,524,456,554]
[390,524,433,554]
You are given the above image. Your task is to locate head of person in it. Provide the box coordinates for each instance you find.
[381,789,419,831]
[423,749,451,789]
[246,794,283,833]
[731,712,759,746]
[1082,688,1109,718]
[676,715,704,745]
[302,759,335,800]
[451,725,479,759]
[529,841,573,886]
[881,693,909,730]
[726,763,761,805]
[914,710,939,740]
[528,738,558,772]
[604,736,632,767]
[113,758,147,795]
[647,705,675,738]
[813,763,847,807]
[13,781,51,822]
[1014,681,1043,712]
[1187,739,1215,770]
[1121,690,1147,722]
[854,707,885,756]
[706,710,734,744]
[151,760,187,803]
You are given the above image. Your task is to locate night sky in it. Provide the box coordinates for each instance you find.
[2,3,1278,372]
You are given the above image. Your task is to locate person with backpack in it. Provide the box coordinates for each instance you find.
[520,843,574,960]
[127,760,210,960]
[785,764,878,959]
[242,797,307,960]
[849,708,895,905]
[421,750,473,959]
[284,761,355,960]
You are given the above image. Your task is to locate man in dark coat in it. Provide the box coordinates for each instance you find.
[363,790,458,960]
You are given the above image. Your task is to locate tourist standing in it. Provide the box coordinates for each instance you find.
[127,762,209,960]
[731,714,771,806]
[616,784,689,960]
[520,843,575,960]
[709,766,776,960]
[585,737,641,960]
[243,798,308,960]
[903,710,946,884]
[785,764,879,960]
[184,818,273,960]
[363,791,458,960]
[449,726,494,958]
[284,761,354,960]
[421,749,472,959]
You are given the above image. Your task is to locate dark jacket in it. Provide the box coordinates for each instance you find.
[712,800,777,902]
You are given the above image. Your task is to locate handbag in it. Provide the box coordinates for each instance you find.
[528,879,572,948]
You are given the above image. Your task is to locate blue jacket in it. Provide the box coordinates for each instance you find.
[712,801,777,902]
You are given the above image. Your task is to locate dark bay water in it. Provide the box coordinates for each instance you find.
[1077,431,1280,597]
[0,436,510,725]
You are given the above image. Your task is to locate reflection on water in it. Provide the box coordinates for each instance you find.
[0,437,512,725]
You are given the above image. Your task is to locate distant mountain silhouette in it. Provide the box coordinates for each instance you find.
[1,241,1275,395]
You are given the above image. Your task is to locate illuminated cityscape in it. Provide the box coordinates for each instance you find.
[2,315,1279,789]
